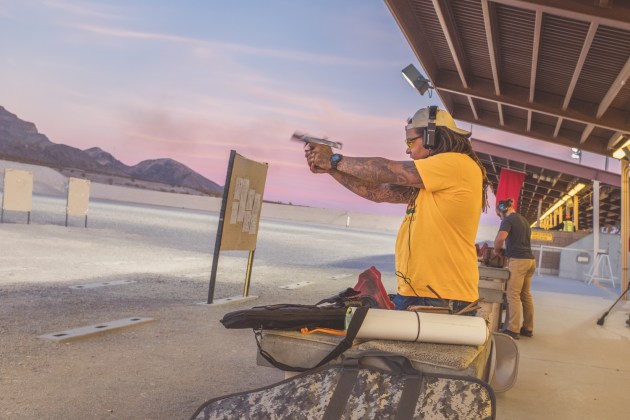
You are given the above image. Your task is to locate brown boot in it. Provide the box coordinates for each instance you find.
[519,327,533,337]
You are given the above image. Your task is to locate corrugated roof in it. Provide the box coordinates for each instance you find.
[386,0,630,229]
[386,0,630,155]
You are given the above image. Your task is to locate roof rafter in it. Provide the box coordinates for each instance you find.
[481,0,501,96]
[489,0,630,31]
[597,56,630,118]
[529,10,542,103]
[563,22,598,111]
[432,0,469,88]
[435,72,630,135]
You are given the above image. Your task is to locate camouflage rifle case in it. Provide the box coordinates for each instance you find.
[190,353,496,420]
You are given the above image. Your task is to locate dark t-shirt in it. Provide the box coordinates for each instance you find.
[499,213,535,259]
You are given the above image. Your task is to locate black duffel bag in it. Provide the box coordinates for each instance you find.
[219,290,379,331]
[220,303,348,331]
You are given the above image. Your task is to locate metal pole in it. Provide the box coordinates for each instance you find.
[623,168,628,295]
[207,150,236,304]
[536,199,542,228]
[243,250,255,297]
[537,245,543,276]
[573,195,579,231]
[593,180,600,264]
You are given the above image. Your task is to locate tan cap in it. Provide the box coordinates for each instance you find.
[406,107,471,137]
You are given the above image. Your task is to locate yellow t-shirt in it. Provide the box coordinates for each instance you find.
[395,152,481,302]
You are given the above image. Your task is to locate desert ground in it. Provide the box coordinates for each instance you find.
[0,188,403,419]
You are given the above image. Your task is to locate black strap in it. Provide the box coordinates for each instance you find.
[255,306,370,372]
[322,362,359,420]
[396,373,425,420]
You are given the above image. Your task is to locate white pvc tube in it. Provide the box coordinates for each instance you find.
[346,307,489,346]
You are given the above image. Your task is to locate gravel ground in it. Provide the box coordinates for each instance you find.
[0,195,398,419]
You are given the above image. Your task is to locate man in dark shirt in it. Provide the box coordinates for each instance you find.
[493,198,536,339]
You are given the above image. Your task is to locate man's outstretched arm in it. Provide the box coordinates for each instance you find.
[304,143,424,203]
[328,171,417,203]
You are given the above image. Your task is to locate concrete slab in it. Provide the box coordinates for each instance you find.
[69,279,136,289]
[279,281,313,290]
[38,317,154,342]
[198,295,259,306]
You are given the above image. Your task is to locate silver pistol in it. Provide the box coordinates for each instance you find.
[291,131,343,150]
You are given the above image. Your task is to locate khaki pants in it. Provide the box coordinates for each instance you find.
[506,258,536,333]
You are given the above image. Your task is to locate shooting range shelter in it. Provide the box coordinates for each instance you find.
[207,150,268,304]
[385,0,630,297]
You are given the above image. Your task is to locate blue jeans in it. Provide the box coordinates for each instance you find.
[392,294,477,316]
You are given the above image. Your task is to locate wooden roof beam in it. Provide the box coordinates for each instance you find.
[580,124,595,145]
[554,117,562,138]
[488,0,630,31]
[481,0,502,125]
[529,10,542,103]
[482,0,501,96]
[563,22,598,111]
[468,96,479,120]
[597,56,630,118]
[432,0,469,89]
[608,131,624,150]
[435,73,630,133]
[488,154,498,173]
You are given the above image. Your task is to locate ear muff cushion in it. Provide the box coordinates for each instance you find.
[424,106,438,149]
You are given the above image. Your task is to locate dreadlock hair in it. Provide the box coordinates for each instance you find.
[430,126,492,212]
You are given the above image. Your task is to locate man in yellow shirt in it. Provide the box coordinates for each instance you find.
[304,106,491,312]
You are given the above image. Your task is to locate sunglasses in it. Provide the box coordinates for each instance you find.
[405,135,422,148]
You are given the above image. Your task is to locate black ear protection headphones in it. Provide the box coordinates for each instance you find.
[497,200,508,215]
[424,105,438,149]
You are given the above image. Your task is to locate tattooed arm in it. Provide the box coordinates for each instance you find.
[304,143,424,203]
[329,171,417,203]
[334,157,423,188]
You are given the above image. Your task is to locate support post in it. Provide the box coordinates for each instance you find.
[243,250,255,297]
[621,160,629,300]
[537,245,543,276]
[593,180,600,260]
[207,150,236,304]
[573,194,579,231]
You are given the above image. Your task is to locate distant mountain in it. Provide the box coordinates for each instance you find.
[84,147,131,174]
[0,106,223,195]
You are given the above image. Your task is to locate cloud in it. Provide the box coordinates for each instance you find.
[41,0,122,20]
[73,23,393,67]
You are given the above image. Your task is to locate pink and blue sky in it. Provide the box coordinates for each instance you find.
[0,0,616,220]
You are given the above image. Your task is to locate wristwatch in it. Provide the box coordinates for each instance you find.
[330,153,343,170]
